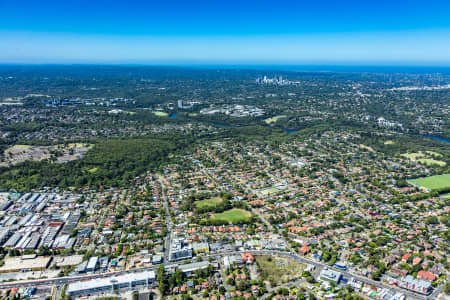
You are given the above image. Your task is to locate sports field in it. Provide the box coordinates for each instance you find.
[210,209,252,224]
[153,111,169,117]
[264,115,287,124]
[408,174,450,190]
[260,187,280,195]
[195,197,223,209]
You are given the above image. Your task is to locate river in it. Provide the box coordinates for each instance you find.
[423,135,450,144]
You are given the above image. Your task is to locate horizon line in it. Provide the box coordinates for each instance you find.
[1,62,450,68]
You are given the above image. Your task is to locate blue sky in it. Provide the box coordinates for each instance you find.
[0,0,449,65]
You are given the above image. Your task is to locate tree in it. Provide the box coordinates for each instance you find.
[444,282,450,294]
[425,216,439,225]
[181,294,192,300]
[174,268,184,285]
[158,281,168,295]
[132,291,138,300]
[156,264,165,282]
[226,277,235,286]
[69,229,78,238]
[371,271,381,281]
[395,179,407,187]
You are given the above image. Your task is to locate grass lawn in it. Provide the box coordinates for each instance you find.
[360,144,375,152]
[441,193,450,199]
[416,159,446,166]
[261,187,280,195]
[195,196,223,209]
[88,167,98,173]
[210,208,252,224]
[14,145,31,149]
[67,143,92,148]
[402,152,422,159]
[402,151,446,166]
[264,115,287,124]
[255,255,305,285]
[409,174,450,191]
[153,111,169,117]
[425,151,443,157]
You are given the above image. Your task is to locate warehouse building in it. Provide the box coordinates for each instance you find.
[0,255,52,272]
[0,228,10,246]
[39,223,62,248]
[4,232,22,248]
[54,255,83,268]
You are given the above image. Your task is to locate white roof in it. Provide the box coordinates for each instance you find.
[86,256,98,269]
[179,261,210,273]
[67,271,155,293]
[320,268,341,282]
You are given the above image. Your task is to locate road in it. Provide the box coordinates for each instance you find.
[0,250,439,300]
[157,176,173,263]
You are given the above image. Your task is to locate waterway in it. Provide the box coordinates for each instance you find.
[283,129,298,134]
[168,114,449,143]
[212,122,233,127]
[423,135,450,144]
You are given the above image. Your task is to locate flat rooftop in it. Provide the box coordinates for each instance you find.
[67,270,156,294]
[0,256,52,272]
[54,255,83,267]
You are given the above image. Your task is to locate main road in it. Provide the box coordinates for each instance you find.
[158,176,173,263]
[0,250,438,300]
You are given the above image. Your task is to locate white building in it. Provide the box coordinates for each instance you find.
[86,256,98,272]
[319,268,341,283]
[67,271,156,296]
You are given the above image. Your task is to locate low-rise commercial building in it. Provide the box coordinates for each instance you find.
[191,242,209,254]
[0,255,52,272]
[397,275,432,295]
[54,255,83,268]
[67,271,156,296]
[86,256,99,272]
[178,261,214,275]
[319,268,341,283]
